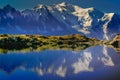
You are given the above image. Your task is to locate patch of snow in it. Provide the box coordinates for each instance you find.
[7,13,14,19]
[102,13,114,40]
[72,25,90,34]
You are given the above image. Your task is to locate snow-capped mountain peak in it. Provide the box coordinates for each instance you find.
[58,2,70,7]
[102,13,114,21]
[54,2,76,12]
[0,2,120,40]
[32,4,50,16]
[33,4,47,10]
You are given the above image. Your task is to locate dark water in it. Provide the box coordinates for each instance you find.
[0,46,120,80]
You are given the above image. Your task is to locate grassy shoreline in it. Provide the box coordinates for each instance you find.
[0,34,100,53]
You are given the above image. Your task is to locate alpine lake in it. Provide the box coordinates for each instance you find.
[0,34,120,80]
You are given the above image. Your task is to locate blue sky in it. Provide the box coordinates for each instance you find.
[0,0,120,14]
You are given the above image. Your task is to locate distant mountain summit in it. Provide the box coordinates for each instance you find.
[0,2,120,40]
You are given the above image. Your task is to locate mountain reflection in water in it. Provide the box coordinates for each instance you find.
[0,45,120,80]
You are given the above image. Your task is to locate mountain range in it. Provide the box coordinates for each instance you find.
[0,2,120,40]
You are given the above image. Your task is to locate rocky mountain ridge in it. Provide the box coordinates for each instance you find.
[0,2,120,40]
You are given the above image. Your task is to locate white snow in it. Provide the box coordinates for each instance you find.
[102,13,114,40]
[34,4,46,9]
[2,2,118,40]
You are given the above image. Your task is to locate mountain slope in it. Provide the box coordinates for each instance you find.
[0,2,120,40]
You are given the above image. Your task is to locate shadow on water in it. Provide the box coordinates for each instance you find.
[0,44,120,80]
[0,44,92,54]
[0,43,119,54]
[105,40,120,53]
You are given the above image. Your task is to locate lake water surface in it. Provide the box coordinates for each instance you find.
[0,45,120,80]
